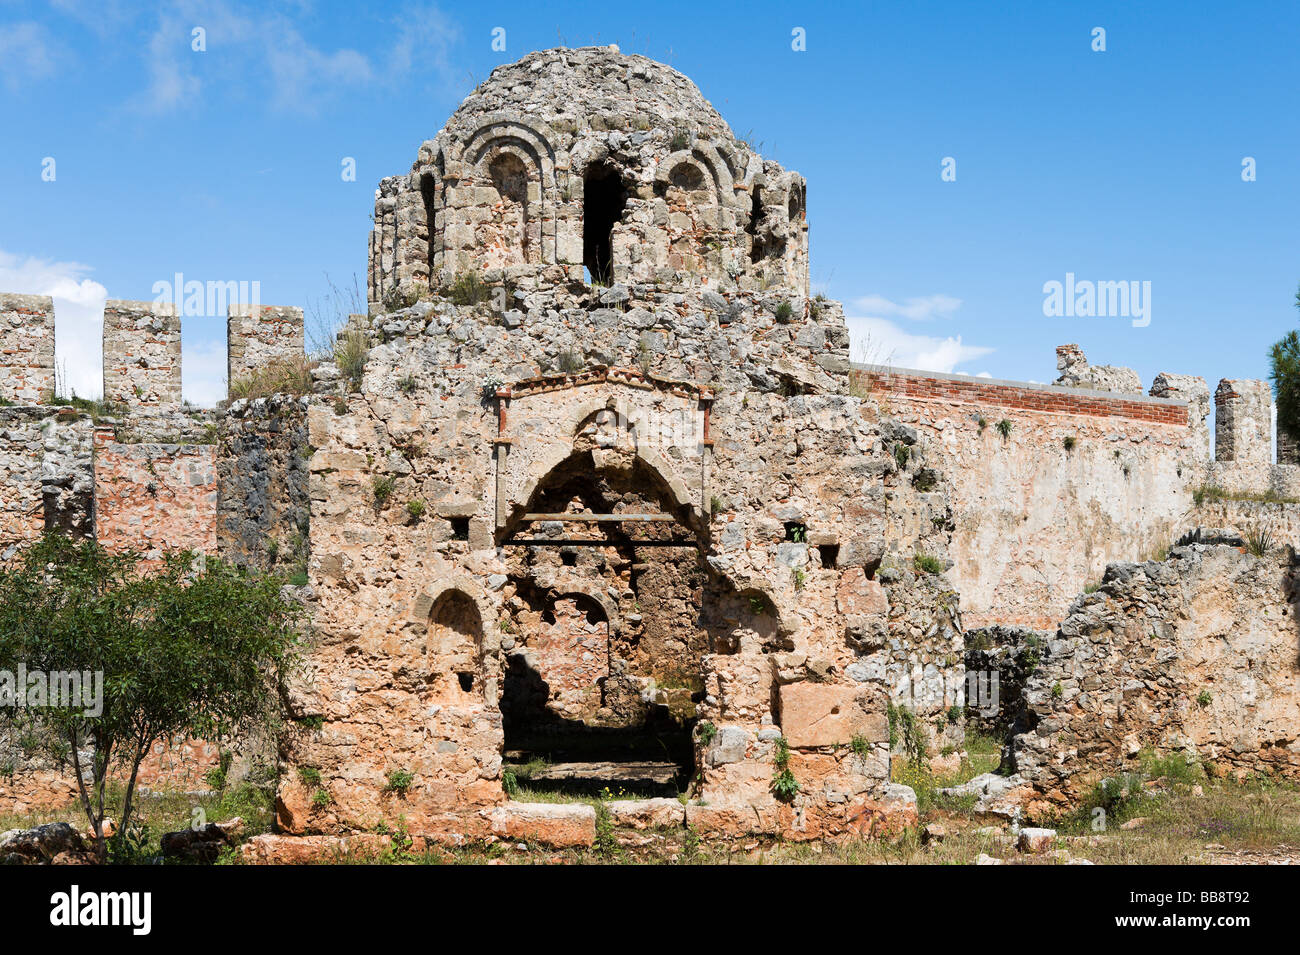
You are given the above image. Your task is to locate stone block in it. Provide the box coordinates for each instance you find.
[836,567,887,616]
[778,683,884,748]
[487,802,596,847]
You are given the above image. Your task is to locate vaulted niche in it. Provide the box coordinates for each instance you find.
[582,164,627,285]
[487,152,531,264]
[498,433,704,798]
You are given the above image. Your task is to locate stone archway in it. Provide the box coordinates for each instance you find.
[495,436,707,797]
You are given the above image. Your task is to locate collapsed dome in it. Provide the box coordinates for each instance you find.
[369,46,810,302]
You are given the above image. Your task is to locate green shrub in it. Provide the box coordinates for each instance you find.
[384,769,415,794]
[372,476,395,508]
[995,418,1013,439]
[298,766,322,787]
[887,703,927,767]
[406,499,426,519]
[773,301,794,323]
[448,271,492,306]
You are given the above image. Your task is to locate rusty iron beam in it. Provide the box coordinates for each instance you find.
[520,513,676,522]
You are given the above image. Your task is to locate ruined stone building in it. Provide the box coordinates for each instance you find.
[1,47,1298,846]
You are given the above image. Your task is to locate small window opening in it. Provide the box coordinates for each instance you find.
[583,164,628,285]
[818,544,839,569]
[747,187,765,263]
[457,672,474,693]
[561,551,578,567]
[451,517,470,541]
[419,172,437,281]
[783,521,807,543]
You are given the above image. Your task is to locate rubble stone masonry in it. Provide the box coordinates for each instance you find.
[227,304,306,390]
[102,299,181,412]
[0,294,55,404]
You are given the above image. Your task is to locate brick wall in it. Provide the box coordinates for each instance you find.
[92,429,217,558]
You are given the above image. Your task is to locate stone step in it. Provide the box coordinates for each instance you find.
[514,760,681,786]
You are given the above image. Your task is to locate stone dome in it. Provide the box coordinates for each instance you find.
[435,46,735,146]
[370,47,809,303]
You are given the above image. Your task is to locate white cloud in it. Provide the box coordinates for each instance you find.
[0,251,106,399]
[182,338,227,408]
[851,293,962,322]
[845,315,993,375]
[0,22,59,91]
[132,1,458,115]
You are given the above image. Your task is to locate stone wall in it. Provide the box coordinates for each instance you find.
[0,407,96,553]
[1009,542,1300,809]
[101,299,182,413]
[227,304,306,392]
[92,429,217,559]
[278,273,947,840]
[0,293,55,404]
[217,395,310,571]
[0,409,51,552]
[860,365,1201,628]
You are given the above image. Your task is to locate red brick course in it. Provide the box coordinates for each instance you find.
[857,370,1188,426]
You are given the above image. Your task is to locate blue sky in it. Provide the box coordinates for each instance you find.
[1,0,1297,405]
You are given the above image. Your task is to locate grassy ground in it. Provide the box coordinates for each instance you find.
[0,781,275,863]
[7,739,1298,865]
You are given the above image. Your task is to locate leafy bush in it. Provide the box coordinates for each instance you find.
[0,535,304,861]
[384,769,415,794]
[448,271,492,306]
[372,476,395,508]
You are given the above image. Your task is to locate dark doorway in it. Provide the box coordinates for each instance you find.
[582,164,627,284]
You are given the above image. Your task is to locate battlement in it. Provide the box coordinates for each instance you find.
[227,304,306,387]
[102,299,182,411]
[1214,378,1273,465]
[0,293,55,404]
[0,293,305,415]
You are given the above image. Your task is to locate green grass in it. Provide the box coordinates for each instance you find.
[913,553,945,575]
